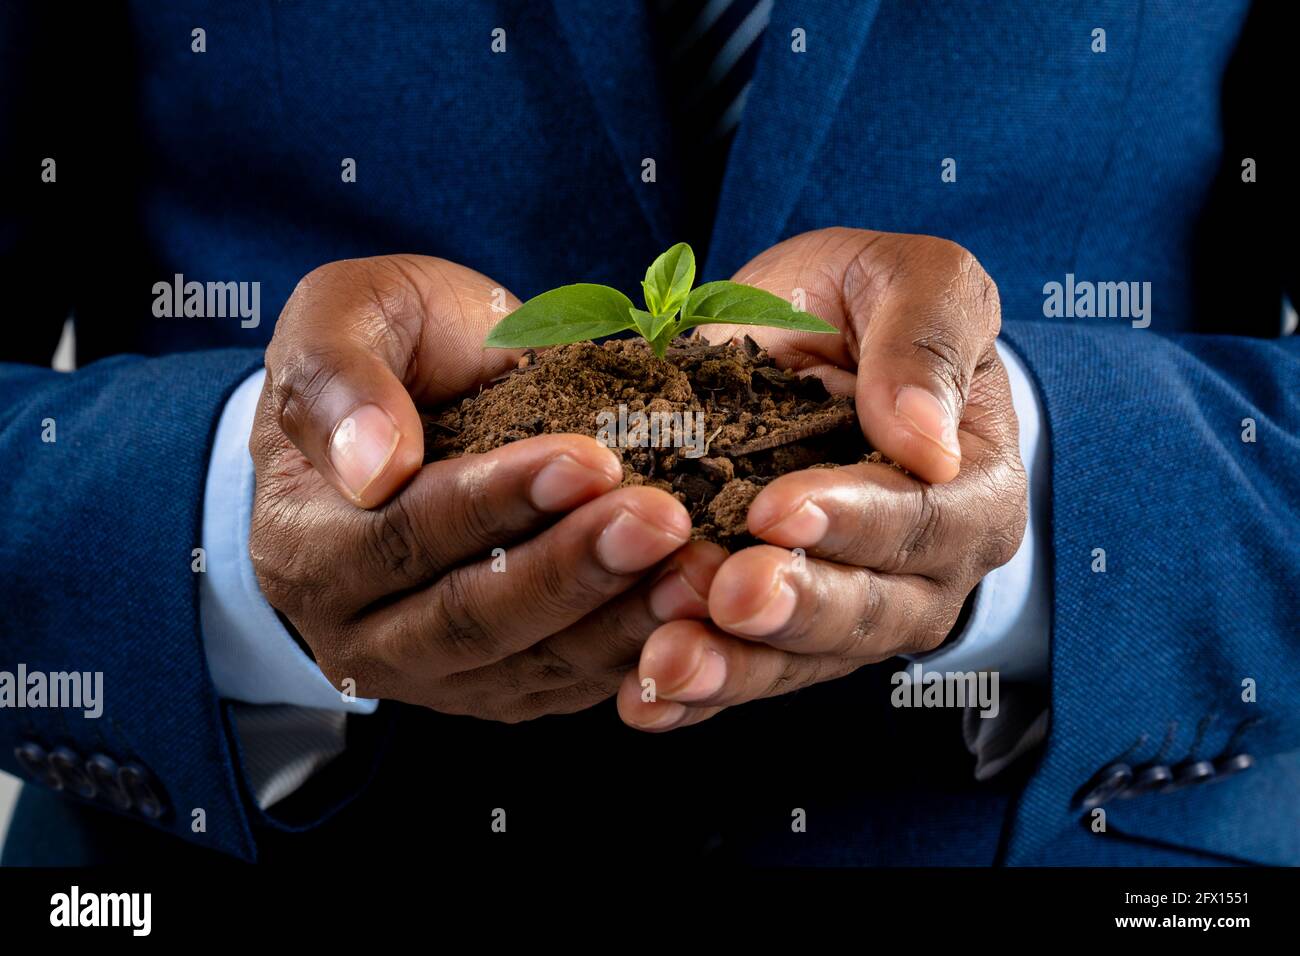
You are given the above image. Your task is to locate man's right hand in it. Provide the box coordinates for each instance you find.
[249,255,723,722]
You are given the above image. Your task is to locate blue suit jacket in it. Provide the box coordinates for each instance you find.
[2,1,1296,865]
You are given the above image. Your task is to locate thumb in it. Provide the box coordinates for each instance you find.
[264,256,522,508]
[848,239,1000,483]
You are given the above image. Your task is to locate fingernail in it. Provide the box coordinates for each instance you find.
[672,648,727,702]
[647,569,708,621]
[596,509,690,574]
[638,700,688,730]
[757,499,829,547]
[330,404,399,499]
[727,576,798,637]
[895,386,960,461]
[530,454,621,511]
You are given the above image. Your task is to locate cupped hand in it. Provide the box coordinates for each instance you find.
[618,228,1027,731]
[252,255,724,721]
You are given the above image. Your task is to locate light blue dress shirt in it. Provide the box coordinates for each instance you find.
[199,340,1050,808]
[906,341,1051,683]
[198,372,376,808]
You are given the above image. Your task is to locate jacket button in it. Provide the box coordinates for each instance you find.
[1078,762,1132,809]
[86,754,134,810]
[1165,759,1216,792]
[1211,753,1254,780]
[117,762,166,820]
[48,746,97,800]
[1121,764,1173,798]
[13,741,61,790]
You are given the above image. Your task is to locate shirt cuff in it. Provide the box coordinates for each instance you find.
[904,339,1051,684]
[198,370,378,715]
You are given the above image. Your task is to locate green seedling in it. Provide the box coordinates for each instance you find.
[484,242,837,358]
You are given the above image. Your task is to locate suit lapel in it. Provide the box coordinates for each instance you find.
[551,0,677,248]
[706,0,882,277]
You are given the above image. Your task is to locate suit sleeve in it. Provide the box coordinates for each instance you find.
[0,350,269,860]
[0,2,268,861]
[997,317,1299,843]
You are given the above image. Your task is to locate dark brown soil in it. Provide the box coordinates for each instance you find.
[422,336,878,549]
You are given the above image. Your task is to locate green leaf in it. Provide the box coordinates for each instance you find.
[640,281,661,316]
[484,284,636,348]
[642,242,696,317]
[628,307,658,341]
[630,308,680,358]
[677,281,838,335]
[649,310,678,341]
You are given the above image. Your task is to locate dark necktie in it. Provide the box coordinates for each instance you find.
[656,0,774,249]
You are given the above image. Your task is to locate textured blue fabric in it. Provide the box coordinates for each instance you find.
[996,322,1300,865]
[0,350,265,860]
[2,0,1293,865]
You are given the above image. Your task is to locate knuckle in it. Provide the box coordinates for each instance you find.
[540,679,619,716]
[479,642,583,697]
[355,262,424,375]
[825,571,884,657]
[964,454,1027,575]
[900,618,949,656]
[982,526,1023,572]
[447,468,507,550]
[762,654,811,698]
[264,259,423,440]
[524,553,615,619]
[910,330,970,399]
[366,494,427,580]
[892,487,944,571]
[837,479,894,563]
[291,261,341,299]
[248,502,322,616]
[841,233,905,310]
[985,466,1028,570]
[521,643,581,684]
[267,343,346,439]
[428,568,499,659]
[948,244,1001,335]
[887,599,948,657]
[312,621,393,700]
[315,651,374,700]
[592,612,649,664]
[249,555,298,615]
[485,661,531,696]
[933,453,1025,581]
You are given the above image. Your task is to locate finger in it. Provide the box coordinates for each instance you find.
[263,255,523,508]
[620,621,859,728]
[417,671,627,725]
[747,342,1023,566]
[742,461,971,576]
[458,540,727,695]
[364,486,693,684]
[529,539,727,674]
[340,433,624,602]
[846,236,1001,483]
[616,661,726,732]
[706,545,955,658]
[701,228,867,385]
[710,230,1002,483]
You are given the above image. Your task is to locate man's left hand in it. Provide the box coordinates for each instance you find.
[617,227,1028,731]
